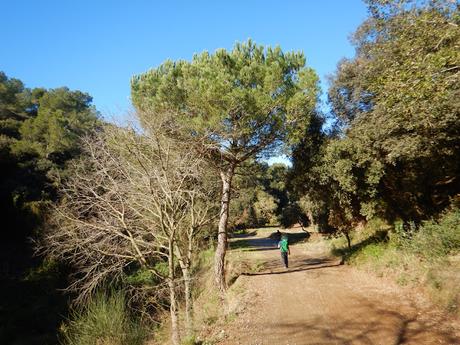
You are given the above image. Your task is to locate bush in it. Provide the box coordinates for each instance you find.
[408,207,460,259]
[60,291,147,345]
[392,207,460,260]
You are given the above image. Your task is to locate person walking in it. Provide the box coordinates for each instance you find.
[278,234,290,268]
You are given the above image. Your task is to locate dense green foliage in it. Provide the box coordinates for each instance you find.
[0,71,100,344]
[230,162,291,229]
[0,72,100,261]
[15,87,99,161]
[291,0,460,235]
[398,207,460,260]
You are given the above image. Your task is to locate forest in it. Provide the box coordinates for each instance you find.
[1,0,459,344]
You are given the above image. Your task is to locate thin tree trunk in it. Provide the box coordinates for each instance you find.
[214,164,234,295]
[307,211,318,231]
[175,243,194,338]
[345,231,351,251]
[181,266,193,336]
[168,241,180,345]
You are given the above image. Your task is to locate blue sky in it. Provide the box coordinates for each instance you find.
[2,0,368,117]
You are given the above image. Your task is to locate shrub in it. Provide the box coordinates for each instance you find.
[408,207,460,259]
[60,291,147,345]
[391,207,460,260]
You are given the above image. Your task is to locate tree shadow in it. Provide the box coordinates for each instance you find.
[241,257,341,276]
[229,238,252,250]
[241,262,341,276]
[231,231,311,251]
[242,247,279,252]
[230,236,275,250]
[234,298,459,344]
[332,230,388,260]
[230,230,257,238]
[267,230,311,244]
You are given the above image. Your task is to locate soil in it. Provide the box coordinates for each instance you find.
[207,228,460,345]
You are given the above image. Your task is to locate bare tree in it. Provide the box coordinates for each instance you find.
[174,186,217,336]
[43,112,217,344]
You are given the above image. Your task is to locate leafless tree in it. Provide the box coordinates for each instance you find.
[42,112,217,344]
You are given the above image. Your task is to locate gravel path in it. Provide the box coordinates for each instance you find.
[217,228,460,345]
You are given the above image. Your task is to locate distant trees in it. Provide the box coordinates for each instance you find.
[131,40,320,293]
[16,87,99,161]
[228,161,291,230]
[253,190,278,225]
[43,115,218,344]
[291,0,460,239]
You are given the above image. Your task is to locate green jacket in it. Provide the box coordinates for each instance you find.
[279,238,289,253]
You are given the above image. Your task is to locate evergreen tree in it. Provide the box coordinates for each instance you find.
[131,40,320,292]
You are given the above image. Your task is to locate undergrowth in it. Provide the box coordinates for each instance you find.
[187,236,268,344]
[59,291,148,345]
[152,247,219,344]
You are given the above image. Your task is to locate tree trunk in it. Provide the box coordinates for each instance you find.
[181,266,193,337]
[168,241,180,345]
[175,230,195,337]
[175,245,193,338]
[307,211,318,232]
[345,231,351,251]
[214,164,235,295]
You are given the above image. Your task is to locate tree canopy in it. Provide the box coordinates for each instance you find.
[16,88,99,161]
[131,39,320,163]
[291,0,460,235]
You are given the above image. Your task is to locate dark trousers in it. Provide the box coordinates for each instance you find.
[281,251,288,268]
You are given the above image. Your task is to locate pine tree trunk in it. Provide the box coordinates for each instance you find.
[168,241,180,345]
[214,164,234,295]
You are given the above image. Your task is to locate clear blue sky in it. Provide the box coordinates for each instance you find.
[2,0,368,117]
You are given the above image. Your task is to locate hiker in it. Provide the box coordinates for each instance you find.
[278,234,290,268]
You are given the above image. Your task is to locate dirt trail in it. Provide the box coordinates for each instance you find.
[216,228,460,345]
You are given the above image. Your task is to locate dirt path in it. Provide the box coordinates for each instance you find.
[215,228,460,345]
